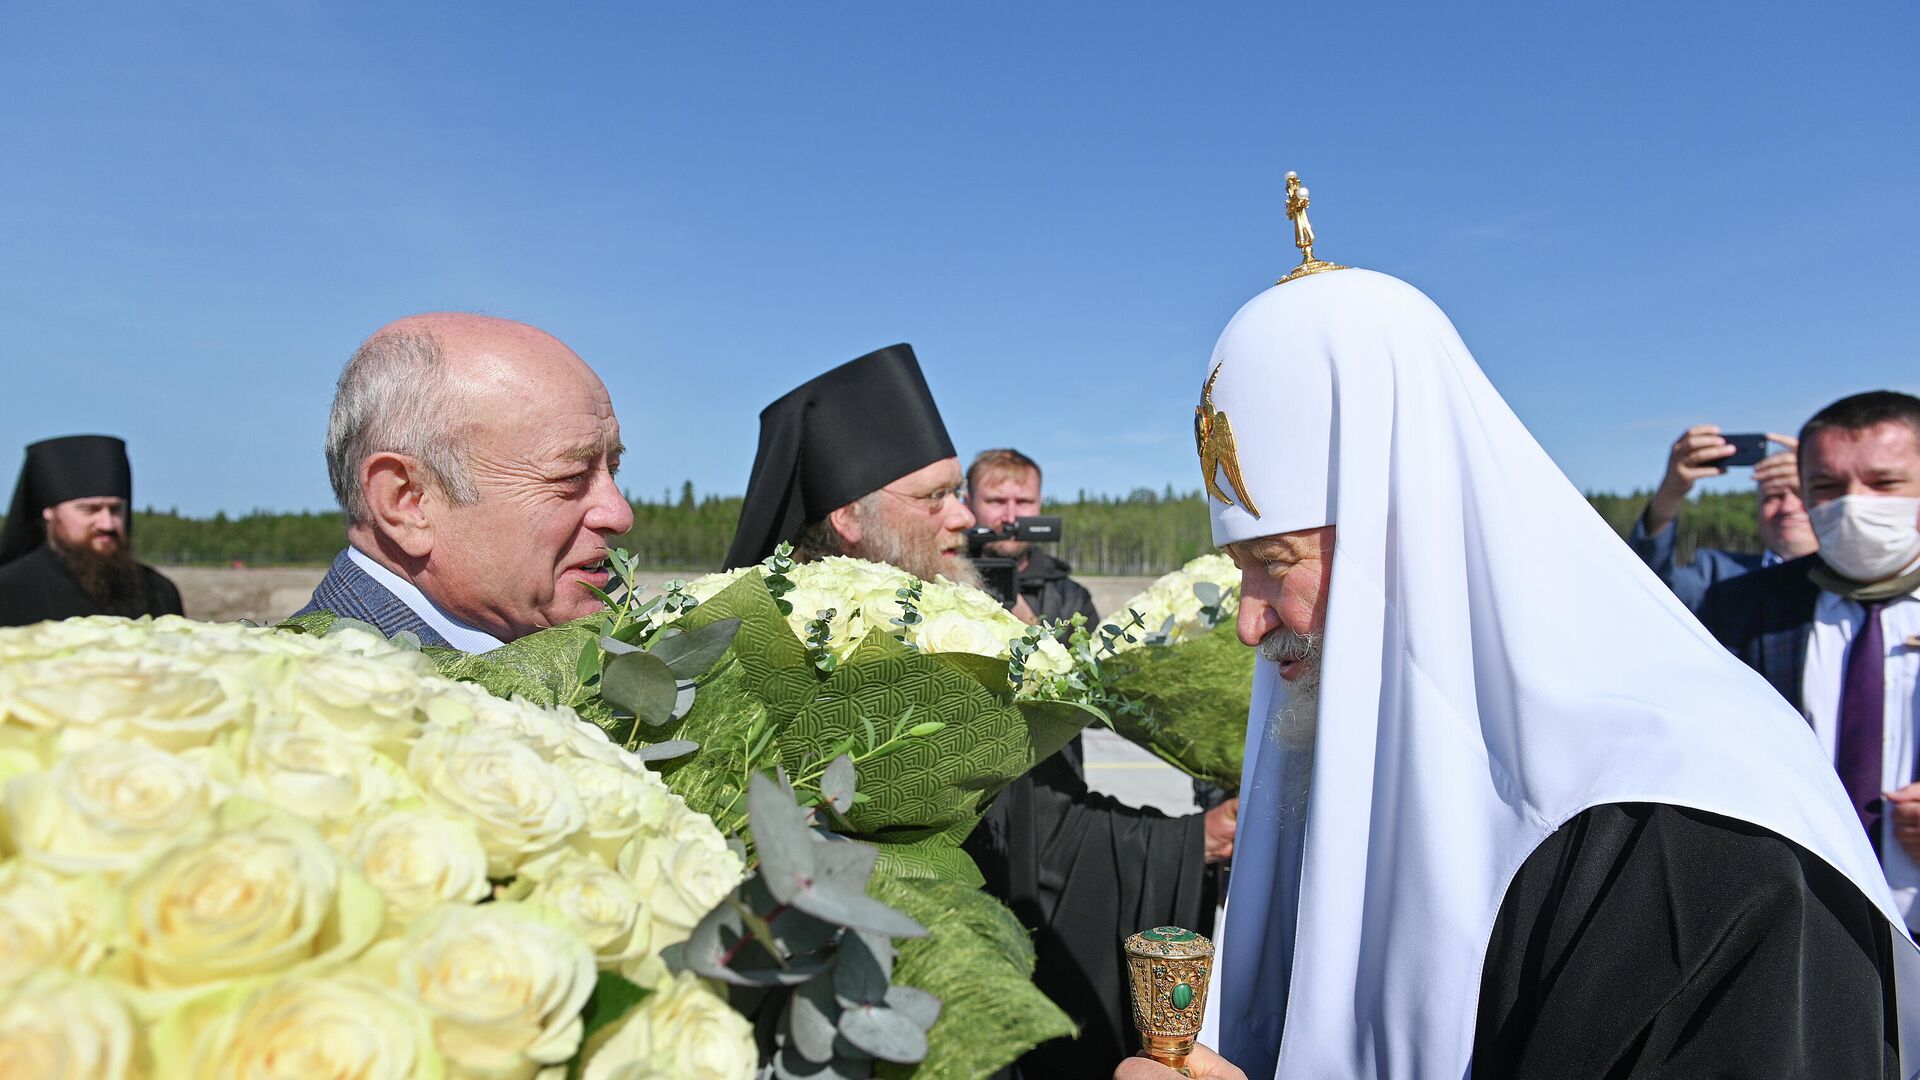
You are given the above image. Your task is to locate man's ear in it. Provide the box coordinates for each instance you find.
[359,452,438,559]
[827,500,864,548]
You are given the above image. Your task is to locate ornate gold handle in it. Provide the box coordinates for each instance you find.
[1124,926,1215,1076]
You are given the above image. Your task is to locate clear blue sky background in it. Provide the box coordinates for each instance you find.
[3,3,1916,517]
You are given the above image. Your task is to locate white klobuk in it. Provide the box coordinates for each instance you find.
[1205,268,1920,1079]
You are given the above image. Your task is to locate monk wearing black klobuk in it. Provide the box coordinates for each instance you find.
[0,435,181,626]
[727,344,1219,1079]
[1120,217,1920,1080]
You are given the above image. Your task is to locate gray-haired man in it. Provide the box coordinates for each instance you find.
[294,313,631,650]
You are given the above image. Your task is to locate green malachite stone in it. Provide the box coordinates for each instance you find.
[1171,983,1194,1010]
[1141,926,1198,943]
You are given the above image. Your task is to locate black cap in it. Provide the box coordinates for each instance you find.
[1,435,135,565]
[724,344,955,569]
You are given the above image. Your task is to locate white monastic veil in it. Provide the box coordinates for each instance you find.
[1204,269,1920,1079]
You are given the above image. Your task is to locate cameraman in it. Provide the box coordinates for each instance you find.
[965,448,1098,626]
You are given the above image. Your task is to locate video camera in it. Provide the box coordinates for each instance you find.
[964,515,1063,610]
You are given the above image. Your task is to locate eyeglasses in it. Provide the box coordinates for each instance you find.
[878,484,966,513]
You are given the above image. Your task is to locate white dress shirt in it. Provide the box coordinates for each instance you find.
[1802,587,1920,925]
[346,546,506,654]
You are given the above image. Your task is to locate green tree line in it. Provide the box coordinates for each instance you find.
[3,484,1761,576]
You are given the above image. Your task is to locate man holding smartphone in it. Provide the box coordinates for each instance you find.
[1628,423,1818,611]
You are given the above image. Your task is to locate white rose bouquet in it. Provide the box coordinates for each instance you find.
[396,545,1095,1078]
[1086,554,1255,788]
[0,615,753,1080]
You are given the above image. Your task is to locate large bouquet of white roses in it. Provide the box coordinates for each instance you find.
[344,547,1096,1080]
[0,615,755,1079]
[1091,554,1255,789]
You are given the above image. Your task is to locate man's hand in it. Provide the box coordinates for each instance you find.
[1645,424,1737,535]
[1886,783,1920,863]
[1204,797,1237,864]
[1752,434,1800,492]
[1115,1044,1247,1080]
[1010,594,1038,625]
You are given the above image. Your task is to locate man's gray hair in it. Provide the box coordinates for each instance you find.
[324,331,478,523]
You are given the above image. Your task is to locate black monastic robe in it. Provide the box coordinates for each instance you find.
[967,735,1212,1079]
[0,543,183,626]
[1476,801,1896,1078]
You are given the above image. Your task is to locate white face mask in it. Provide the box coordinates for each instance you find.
[1809,495,1920,582]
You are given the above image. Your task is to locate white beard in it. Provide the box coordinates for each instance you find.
[1260,629,1322,753]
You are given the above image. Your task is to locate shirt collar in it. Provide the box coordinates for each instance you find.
[346,546,507,654]
[1761,548,1784,569]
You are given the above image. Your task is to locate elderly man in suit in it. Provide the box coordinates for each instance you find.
[1699,390,1920,930]
[1627,424,1818,611]
[293,313,631,650]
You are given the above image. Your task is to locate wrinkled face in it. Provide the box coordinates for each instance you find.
[1802,422,1920,507]
[850,457,977,584]
[42,496,128,555]
[1756,474,1816,559]
[965,468,1041,558]
[1227,526,1334,683]
[425,360,633,639]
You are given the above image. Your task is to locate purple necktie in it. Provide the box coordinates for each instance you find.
[1836,600,1887,851]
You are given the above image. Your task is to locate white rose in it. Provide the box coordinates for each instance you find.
[408,725,586,876]
[121,804,385,994]
[0,652,248,753]
[346,809,491,923]
[558,755,678,863]
[0,863,113,986]
[380,901,596,1079]
[281,654,431,754]
[617,830,743,947]
[4,743,214,878]
[913,609,1012,657]
[580,971,754,1080]
[512,850,652,965]
[152,972,439,1080]
[0,973,139,1080]
[431,682,638,772]
[219,727,417,835]
[1027,636,1075,679]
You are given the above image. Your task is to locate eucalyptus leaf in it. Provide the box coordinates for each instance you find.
[670,682,697,722]
[683,897,751,985]
[750,774,820,905]
[838,1003,929,1064]
[390,630,422,651]
[649,616,742,678]
[633,739,699,762]
[820,754,856,815]
[884,985,942,1031]
[790,840,926,939]
[832,930,892,1007]
[1192,581,1223,607]
[324,617,386,639]
[598,634,641,656]
[576,638,603,687]
[602,650,678,726]
[788,975,841,1063]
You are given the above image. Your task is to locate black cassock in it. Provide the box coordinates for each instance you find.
[0,543,182,626]
[1475,801,1897,1078]
[966,735,1213,1080]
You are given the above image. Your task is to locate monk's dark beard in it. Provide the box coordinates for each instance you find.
[51,535,150,614]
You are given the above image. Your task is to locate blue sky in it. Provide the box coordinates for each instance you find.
[3,3,1916,516]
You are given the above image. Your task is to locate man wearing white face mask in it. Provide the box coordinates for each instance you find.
[1700,390,1920,925]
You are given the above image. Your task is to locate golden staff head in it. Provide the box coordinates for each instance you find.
[1125,926,1215,1075]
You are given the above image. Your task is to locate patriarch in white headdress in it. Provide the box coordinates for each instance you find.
[1126,175,1920,1080]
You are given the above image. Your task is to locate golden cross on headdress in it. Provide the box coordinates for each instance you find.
[1278,170,1348,285]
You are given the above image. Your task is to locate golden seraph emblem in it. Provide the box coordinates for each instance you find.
[1196,364,1261,518]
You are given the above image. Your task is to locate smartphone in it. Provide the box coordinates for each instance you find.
[1721,433,1771,467]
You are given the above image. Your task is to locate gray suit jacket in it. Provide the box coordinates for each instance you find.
[293,549,453,648]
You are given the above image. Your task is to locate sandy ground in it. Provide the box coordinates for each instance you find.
[163,565,1196,812]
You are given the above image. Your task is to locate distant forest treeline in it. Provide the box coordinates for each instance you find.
[8,483,1762,576]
